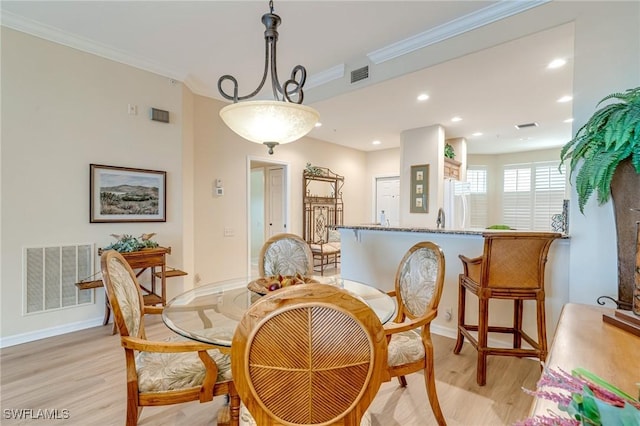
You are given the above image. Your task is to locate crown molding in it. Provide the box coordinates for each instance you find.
[306,64,345,90]
[367,0,550,65]
[1,10,184,82]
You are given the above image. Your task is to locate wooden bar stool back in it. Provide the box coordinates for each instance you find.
[453,232,561,386]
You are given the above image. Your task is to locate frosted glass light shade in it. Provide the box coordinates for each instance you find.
[219,100,319,145]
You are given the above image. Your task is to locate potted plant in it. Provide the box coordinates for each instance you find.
[444,143,456,160]
[560,86,640,310]
[560,87,640,213]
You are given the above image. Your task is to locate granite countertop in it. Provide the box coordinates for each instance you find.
[335,224,570,238]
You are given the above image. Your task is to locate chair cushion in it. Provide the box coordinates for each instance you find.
[310,242,341,254]
[135,336,232,393]
[387,329,425,367]
[239,403,372,426]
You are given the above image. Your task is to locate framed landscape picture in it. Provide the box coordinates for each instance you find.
[410,164,429,213]
[90,164,166,223]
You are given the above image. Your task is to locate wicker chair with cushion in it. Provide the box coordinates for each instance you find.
[384,241,447,425]
[100,250,239,426]
[453,232,561,386]
[231,283,388,426]
[259,233,314,277]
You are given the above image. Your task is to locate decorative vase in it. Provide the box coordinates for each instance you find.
[609,158,640,309]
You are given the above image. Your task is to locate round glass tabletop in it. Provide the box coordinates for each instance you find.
[162,276,397,347]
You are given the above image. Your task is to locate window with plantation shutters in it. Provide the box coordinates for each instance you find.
[533,162,566,230]
[502,161,566,231]
[467,166,488,228]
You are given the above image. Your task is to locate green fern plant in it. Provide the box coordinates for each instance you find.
[560,87,640,213]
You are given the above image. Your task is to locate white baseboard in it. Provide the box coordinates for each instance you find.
[0,317,105,348]
[431,323,514,349]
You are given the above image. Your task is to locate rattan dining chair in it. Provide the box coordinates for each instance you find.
[384,241,447,426]
[231,283,388,426]
[259,233,314,277]
[100,250,240,426]
[453,232,561,386]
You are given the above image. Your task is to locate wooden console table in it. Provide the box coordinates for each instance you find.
[77,247,186,330]
[529,303,640,417]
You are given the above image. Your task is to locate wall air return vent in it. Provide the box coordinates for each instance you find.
[24,244,94,314]
[351,66,369,84]
[515,122,539,129]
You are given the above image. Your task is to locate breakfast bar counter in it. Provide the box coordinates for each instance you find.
[336,225,571,343]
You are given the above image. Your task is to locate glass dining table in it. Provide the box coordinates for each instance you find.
[162,276,397,352]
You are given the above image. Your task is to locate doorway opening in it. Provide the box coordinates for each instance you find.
[374,176,400,226]
[248,157,290,275]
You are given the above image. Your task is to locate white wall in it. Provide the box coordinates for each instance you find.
[1,28,186,343]
[566,1,639,306]
[400,125,445,227]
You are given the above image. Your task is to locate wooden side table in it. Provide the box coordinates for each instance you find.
[529,303,640,417]
[77,247,187,331]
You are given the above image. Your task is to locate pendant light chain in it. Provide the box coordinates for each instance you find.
[218,0,307,105]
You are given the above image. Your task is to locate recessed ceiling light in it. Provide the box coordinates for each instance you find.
[557,95,573,103]
[564,118,574,123]
[314,122,322,127]
[472,132,483,137]
[417,93,429,101]
[372,140,381,145]
[451,116,462,122]
[547,58,567,69]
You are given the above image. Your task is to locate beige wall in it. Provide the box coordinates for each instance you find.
[0,27,368,345]
[190,94,367,284]
[1,28,186,342]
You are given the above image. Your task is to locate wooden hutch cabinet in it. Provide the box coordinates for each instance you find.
[444,157,462,179]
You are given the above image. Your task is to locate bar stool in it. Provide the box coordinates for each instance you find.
[453,232,561,386]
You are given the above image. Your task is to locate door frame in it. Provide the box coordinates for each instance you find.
[246,155,290,276]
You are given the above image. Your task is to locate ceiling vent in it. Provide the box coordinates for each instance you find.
[351,66,369,84]
[515,122,539,129]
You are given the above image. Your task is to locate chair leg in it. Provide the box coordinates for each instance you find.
[453,280,466,354]
[476,297,489,386]
[537,297,548,363]
[229,390,241,426]
[424,340,447,426]
[125,399,141,426]
[513,299,523,349]
[397,375,408,387]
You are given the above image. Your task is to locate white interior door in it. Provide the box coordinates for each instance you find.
[375,177,400,226]
[266,166,286,237]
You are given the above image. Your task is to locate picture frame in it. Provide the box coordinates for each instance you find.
[410,164,429,213]
[90,164,166,223]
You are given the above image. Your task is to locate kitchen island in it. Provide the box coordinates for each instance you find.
[337,225,570,345]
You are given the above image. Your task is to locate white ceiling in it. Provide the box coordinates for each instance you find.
[1,1,574,155]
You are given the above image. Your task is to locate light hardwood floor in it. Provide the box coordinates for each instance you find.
[1,311,540,426]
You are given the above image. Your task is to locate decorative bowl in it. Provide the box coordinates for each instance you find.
[248,274,319,295]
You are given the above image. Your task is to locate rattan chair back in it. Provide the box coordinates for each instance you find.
[232,284,387,425]
[259,233,314,277]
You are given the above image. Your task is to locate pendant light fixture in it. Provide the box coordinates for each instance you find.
[218,0,319,155]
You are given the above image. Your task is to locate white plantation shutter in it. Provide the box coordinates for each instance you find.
[503,166,532,229]
[533,162,566,230]
[467,167,488,228]
[502,161,566,231]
